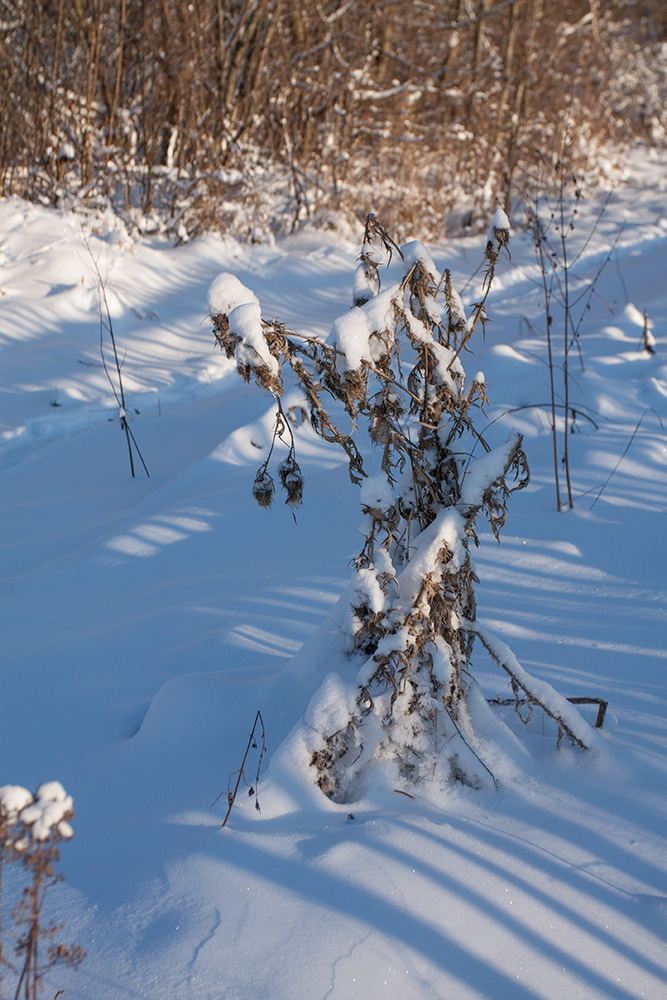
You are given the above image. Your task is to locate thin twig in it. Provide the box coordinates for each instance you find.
[589,409,663,509]
[442,704,498,790]
[214,711,267,828]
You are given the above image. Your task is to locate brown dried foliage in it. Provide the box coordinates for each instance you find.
[1,2,665,238]
[212,213,566,798]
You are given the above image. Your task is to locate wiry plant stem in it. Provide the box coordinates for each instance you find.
[82,228,149,479]
[213,711,267,827]
[559,177,574,509]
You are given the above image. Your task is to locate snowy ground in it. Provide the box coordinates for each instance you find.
[1,151,667,999]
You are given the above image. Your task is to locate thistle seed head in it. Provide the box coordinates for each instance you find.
[252,469,275,508]
[278,457,304,508]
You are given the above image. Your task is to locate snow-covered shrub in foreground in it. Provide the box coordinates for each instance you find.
[210,212,596,803]
[0,783,84,997]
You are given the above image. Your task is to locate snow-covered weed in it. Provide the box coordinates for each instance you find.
[0,784,84,999]
[209,210,596,802]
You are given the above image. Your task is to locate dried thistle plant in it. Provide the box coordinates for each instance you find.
[209,211,595,801]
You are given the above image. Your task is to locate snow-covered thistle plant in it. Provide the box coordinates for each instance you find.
[0,783,84,1000]
[210,211,595,801]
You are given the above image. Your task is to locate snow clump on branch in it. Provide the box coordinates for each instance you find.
[0,782,74,845]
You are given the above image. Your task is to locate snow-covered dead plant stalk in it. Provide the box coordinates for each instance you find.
[210,211,594,800]
[0,784,84,1000]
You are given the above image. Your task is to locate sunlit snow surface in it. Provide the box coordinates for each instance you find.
[1,151,667,999]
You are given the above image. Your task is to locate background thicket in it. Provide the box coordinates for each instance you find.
[1,0,666,238]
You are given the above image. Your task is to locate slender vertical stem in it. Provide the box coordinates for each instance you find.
[84,231,149,478]
[559,179,574,509]
[534,209,561,510]
[107,0,127,150]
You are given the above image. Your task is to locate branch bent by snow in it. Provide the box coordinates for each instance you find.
[465,620,596,750]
